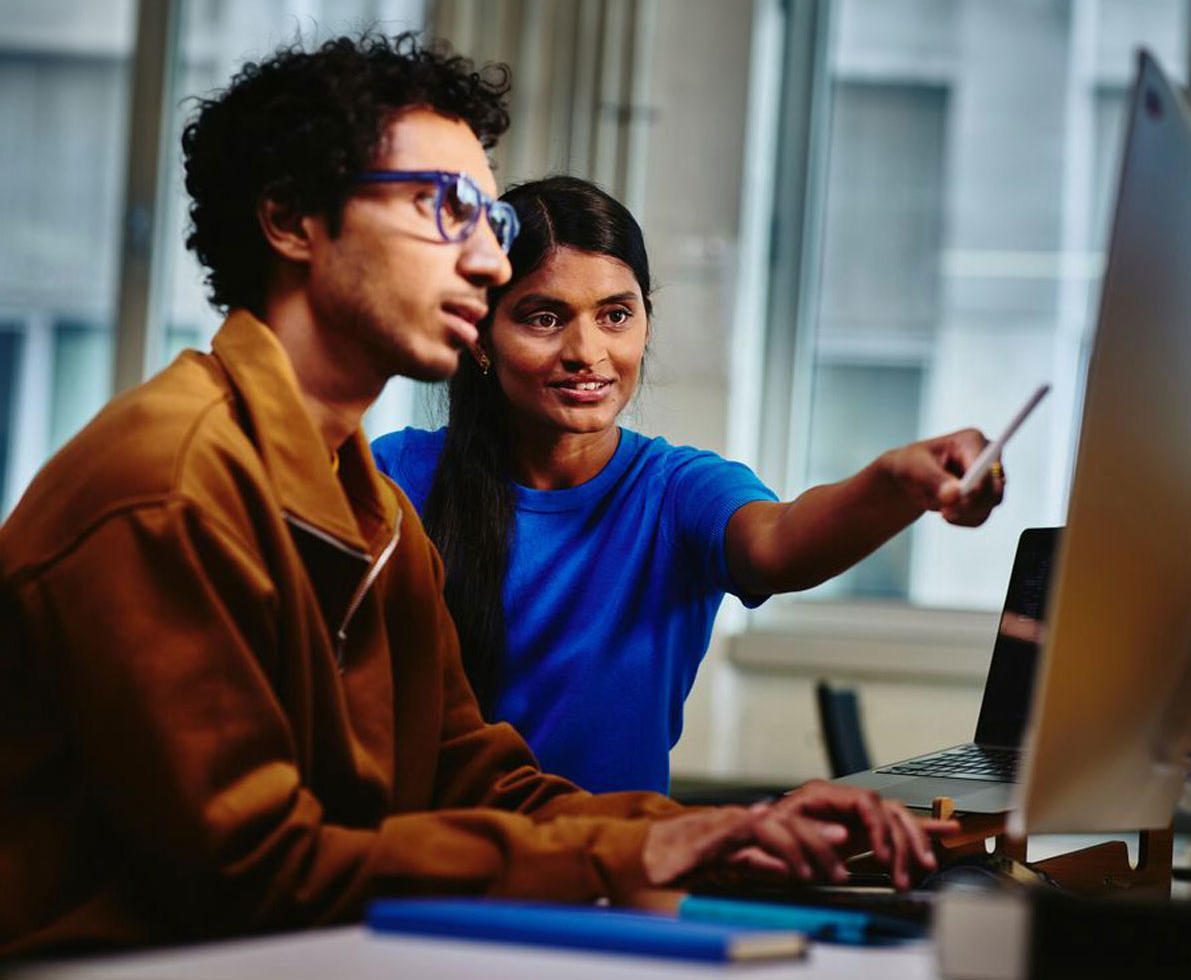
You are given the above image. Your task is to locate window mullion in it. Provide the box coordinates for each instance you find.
[112,0,181,393]
[758,0,833,498]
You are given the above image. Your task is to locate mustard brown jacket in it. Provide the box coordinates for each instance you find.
[0,311,679,956]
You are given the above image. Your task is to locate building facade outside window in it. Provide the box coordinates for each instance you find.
[759,0,1189,614]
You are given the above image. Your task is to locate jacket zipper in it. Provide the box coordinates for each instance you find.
[283,509,403,668]
[283,512,372,563]
[334,509,403,668]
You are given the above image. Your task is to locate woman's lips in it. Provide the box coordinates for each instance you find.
[549,376,613,404]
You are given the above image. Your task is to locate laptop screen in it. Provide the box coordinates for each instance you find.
[973,527,1062,748]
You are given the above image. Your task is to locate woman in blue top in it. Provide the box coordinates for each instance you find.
[372,176,1002,795]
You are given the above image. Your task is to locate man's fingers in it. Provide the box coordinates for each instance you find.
[849,790,892,864]
[643,796,881,888]
[748,814,813,880]
[885,805,911,890]
[750,808,849,883]
[777,815,849,883]
[726,845,797,878]
[779,782,892,864]
[888,802,937,871]
[779,782,964,888]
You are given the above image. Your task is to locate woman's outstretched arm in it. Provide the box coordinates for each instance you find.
[725,428,1004,595]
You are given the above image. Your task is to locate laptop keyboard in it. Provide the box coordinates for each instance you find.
[877,744,1018,782]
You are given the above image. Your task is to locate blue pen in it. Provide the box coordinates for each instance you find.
[677,894,924,945]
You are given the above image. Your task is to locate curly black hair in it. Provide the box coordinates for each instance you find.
[182,31,511,315]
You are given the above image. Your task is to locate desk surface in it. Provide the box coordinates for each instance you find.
[8,926,939,979]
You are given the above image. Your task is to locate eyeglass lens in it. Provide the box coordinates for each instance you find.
[439,176,482,238]
[487,205,515,252]
[438,175,516,253]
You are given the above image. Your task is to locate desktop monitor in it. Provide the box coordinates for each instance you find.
[1009,50,1191,835]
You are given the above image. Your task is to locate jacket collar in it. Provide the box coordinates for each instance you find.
[211,310,398,554]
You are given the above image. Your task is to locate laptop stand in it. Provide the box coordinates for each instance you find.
[927,796,1174,899]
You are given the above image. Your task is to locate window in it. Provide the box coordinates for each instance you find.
[806,362,923,598]
[818,82,946,342]
[155,0,432,439]
[51,319,113,453]
[806,81,946,598]
[0,1,429,519]
[0,1,135,515]
[759,0,1189,612]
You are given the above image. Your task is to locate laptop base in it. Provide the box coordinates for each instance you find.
[834,768,1015,814]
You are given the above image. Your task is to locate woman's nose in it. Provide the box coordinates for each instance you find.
[559,319,605,369]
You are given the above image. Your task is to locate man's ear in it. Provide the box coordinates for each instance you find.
[257,195,319,263]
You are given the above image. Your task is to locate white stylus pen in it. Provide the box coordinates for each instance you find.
[956,383,1051,496]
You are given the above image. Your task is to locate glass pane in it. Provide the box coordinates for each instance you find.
[0,0,136,516]
[791,0,1188,608]
[0,329,23,504]
[805,362,922,598]
[819,82,946,339]
[51,320,113,452]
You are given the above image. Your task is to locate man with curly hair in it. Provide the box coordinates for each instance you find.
[0,33,949,956]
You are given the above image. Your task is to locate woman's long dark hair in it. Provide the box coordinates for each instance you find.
[422,175,653,716]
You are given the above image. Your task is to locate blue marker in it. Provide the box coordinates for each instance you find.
[677,894,924,945]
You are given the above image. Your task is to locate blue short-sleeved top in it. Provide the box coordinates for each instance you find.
[371,426,777,793]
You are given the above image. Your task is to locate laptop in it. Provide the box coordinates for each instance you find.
[834,527,1060,813]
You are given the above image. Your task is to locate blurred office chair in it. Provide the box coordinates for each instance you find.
[815,680,872,777]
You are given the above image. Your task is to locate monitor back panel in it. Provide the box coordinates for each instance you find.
[1012,52,1191,834]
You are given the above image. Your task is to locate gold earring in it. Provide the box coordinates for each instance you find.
[476,349,491,375]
